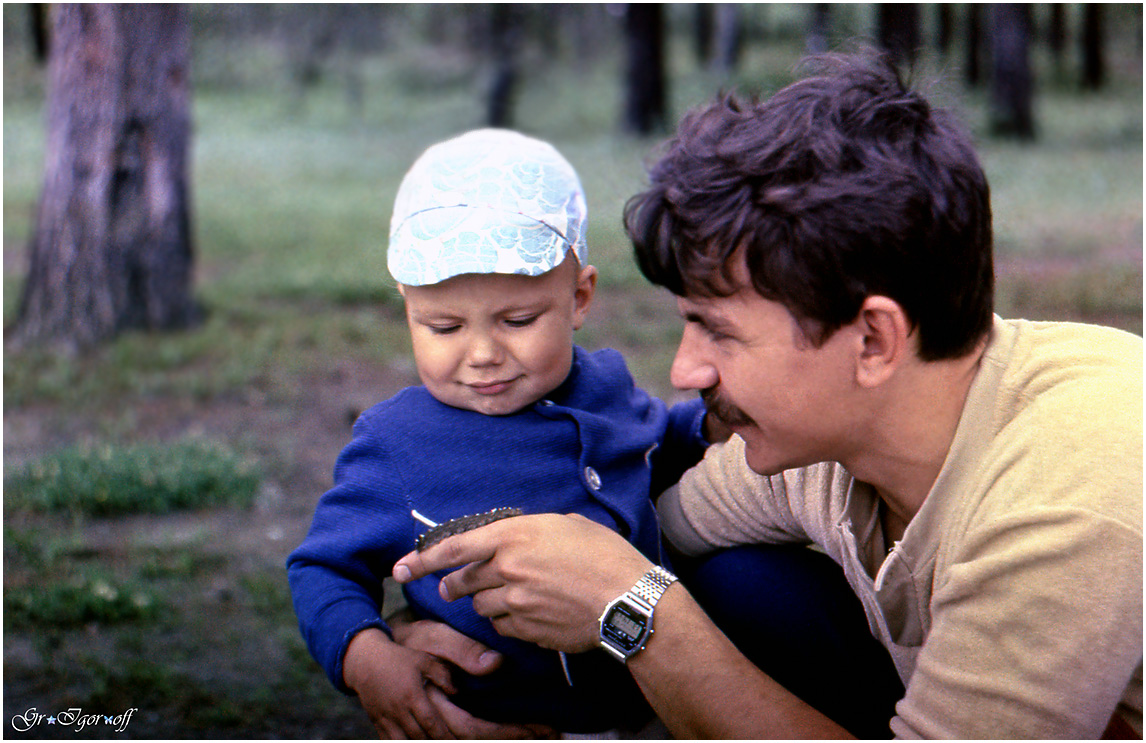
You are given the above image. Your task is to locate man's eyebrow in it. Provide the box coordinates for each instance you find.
[682,307,728,328]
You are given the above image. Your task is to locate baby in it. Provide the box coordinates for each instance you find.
[287,129,711,735]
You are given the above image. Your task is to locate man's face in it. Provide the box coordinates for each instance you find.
[670,268,859,475]
[400,255,596,416]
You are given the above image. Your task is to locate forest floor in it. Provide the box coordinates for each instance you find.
[2,342,397,738]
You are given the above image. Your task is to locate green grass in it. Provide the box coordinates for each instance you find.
[4,437,260,516]
[4,575,160,628]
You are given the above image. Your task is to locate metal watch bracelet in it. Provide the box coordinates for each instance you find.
[632,565,677,605]
[598,565,678,662]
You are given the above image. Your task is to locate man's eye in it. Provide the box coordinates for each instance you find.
[690,320,730,342]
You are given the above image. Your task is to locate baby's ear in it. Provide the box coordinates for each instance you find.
[572,265,598,329]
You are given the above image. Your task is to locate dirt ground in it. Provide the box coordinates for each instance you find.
[2,344,416,738]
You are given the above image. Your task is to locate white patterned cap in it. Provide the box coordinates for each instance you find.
[388,129,588,286]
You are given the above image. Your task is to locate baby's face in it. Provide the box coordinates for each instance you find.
[400,256,596,416]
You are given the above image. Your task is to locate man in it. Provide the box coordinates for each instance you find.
[393,52,1142,738]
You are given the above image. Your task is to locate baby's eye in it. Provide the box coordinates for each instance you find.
[505,315,539,328]
[428,324,461,335]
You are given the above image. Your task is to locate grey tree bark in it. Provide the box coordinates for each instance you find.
[10,4,198,351]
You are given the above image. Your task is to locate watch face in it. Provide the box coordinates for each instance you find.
[602,600,649,652]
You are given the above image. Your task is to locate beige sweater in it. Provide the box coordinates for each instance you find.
[659,317,1142,738]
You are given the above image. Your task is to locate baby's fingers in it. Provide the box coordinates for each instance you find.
[426,684,556,739]
[418,653,457,696]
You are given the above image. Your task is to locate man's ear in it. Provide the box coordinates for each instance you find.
[854,296,911,388]
[572,264,598,330]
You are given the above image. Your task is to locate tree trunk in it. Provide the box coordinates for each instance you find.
[1048,4,1066,58]
[989,4,1036,139]
[694,3,714,64]
[1081,4,1105,90]
[622,3,667,136]
[806,4,831,54]
[485,4,522,128]
[713,4,743,73]
[9,4,197,351]
[936,4,954,54]
[29,3,50,63]
[877,4,920,67]
[1047,4,1067,80]
[965,4,985,86]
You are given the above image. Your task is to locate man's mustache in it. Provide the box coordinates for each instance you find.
[701,386,754,428]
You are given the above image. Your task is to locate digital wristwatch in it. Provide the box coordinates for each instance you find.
[598,565,678,662]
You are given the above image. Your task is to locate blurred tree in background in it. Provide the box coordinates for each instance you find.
[877,3,921,67]
[9,4,197,351]
[990,4,1036,138]
[623,3,668,135]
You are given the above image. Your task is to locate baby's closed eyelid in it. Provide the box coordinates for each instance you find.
[504,314,540,327]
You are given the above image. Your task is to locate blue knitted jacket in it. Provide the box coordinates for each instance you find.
[287,346,708,731]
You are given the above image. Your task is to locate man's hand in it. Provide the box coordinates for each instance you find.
[390,617,504,678]
[393,513,652,652]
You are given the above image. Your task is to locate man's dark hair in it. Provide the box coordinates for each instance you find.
[625,52,994,361]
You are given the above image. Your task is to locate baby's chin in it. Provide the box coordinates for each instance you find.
[436,391,545,417]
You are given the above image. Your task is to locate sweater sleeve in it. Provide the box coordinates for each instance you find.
[286,409,413,694]
[657,436,817,555]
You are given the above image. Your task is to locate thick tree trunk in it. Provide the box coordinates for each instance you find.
[10,4,197,350]
[989,4,1036,139]
[622,3,667,136]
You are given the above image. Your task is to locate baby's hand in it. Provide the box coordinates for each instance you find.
[342,628,455,738]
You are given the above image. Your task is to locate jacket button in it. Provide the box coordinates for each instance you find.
[584,467,602,491]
